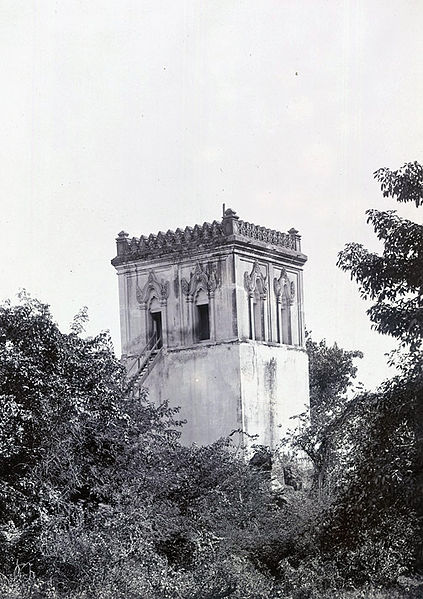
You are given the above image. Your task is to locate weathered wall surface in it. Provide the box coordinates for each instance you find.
[118,249,236,359]
[143,341,309,449]
[239,342,309,448]
[144,342,242,446]
[117,242,306,360]
[235,255,303,346]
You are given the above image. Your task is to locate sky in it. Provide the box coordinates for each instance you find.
[1,0,422,390]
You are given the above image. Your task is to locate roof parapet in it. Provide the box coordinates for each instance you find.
[112,208,302,265]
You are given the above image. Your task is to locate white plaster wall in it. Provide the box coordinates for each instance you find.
[120,247,306,355]
[123,252,236,353]
[213,254,237,341]
[234,255,254,340]
[118,242,310,451]
[239,342,309,448]
[234,254,305,348]
[143,342,242,446]
[141,340,309,450]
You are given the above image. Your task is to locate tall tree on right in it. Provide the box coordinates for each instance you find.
[336,161,423,575]
[337,161,423,351]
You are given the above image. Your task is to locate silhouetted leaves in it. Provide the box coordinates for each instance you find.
[338,163,423,350]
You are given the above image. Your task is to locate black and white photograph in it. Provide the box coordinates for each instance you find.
[0,2,422,597]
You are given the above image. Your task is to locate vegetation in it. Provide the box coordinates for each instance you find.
[0,162,421,597]
[292,334,363,497]
[0,292,320,597]
[337,161,423,570]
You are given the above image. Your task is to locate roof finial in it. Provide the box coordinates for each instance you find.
[116,230,130,256]
[222,207,239,235]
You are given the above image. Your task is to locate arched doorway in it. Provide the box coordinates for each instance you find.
[148,297,163,348]
[194,289,210,342]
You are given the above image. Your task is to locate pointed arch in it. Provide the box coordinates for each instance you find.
[136,270,170,308]
[244,261,268,341]
[181,263,220,343]
[274,269,295,345]
[136,270,170,347]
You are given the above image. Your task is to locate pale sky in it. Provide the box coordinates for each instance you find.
[1,1,422,390]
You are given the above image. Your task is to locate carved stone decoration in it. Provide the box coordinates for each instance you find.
[112,209,304,268]
[244,261,268,298]
[173,275,179,297]
[181,262,220,301]
[181,277,190,298]
[208,268,219,294]
[274,268,295,306]
[135,282,143,305]
[237,220,297,250]
[136,270,170,308]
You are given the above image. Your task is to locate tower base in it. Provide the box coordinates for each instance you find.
[142,340,309,449]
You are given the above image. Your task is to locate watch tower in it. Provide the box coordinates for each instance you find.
[112,208,309,448]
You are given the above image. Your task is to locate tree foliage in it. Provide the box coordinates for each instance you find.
[334,162,423,575]
[291,334,363,496]
[286,163,422,585]
[0,291,180,575]
[337,162,423,350]
[2,157,423,598]
[0,292,324,598]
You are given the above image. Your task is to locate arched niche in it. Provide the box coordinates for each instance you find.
[136,270,170,349]
[244,261,268,341]
[253,288,264,341]
[274,269,295,345]
[280,286,292,345]
[181,262,218,344]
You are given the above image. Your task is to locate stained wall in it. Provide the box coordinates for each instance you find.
[143,340,309,448]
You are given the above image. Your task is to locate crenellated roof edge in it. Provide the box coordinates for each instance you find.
[111,208,303,266]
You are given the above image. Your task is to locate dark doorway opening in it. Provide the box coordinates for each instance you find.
[197,304,210,341]
[150,311,162,348]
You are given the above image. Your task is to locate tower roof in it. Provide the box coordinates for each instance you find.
[112,208,304,266]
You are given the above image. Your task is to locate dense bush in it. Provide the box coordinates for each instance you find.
[0,293,325,597]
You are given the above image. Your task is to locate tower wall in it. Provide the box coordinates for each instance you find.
[239,342,309,446]
[142,342,242,446]
[143,340,309,448]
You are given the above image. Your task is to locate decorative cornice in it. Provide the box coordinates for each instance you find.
[112,208,303,266]
[244,261,268,298]
[136,270,170,308]
[237,220,298,250]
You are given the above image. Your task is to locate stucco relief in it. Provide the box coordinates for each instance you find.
[273,268,295,306]
[181,262,220,301]
[244,261,268,298]
[136,270,170,308]
[114,208,309,450]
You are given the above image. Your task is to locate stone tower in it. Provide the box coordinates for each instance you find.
[111,208,309,449]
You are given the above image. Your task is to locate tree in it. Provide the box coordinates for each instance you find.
[0,291,180,576]
[291,334,363,497]
[334,162,423,576]
[337,161,423,351]
[287,164,422,584]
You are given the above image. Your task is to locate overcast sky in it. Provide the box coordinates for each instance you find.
[1,1,422,390]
